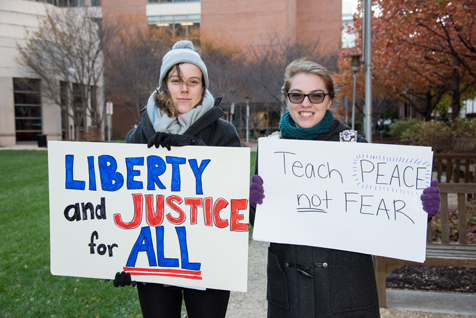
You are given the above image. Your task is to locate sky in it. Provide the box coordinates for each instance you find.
[345,0,360,14]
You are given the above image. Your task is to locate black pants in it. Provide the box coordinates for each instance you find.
[137,283,230,318]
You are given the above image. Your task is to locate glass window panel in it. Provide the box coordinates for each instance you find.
[16,132,40,141]
[162,16,175,23]
[188,14,200,22]
[174,23,186,36]
[15,106,42,118]
[13,78,40,92]
[15,119,42,131]
[190,22,200,31]
[14,78,43,141]
[90,86,97,112]
[148,14,200,25]
[14,92,41,105]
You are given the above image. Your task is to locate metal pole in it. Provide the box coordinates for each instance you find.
[343,95,348,123]
[364,0,372,142]
[246,98,249,143]
[107,115,111,142]
[361,0,366,66]
[352,71,357,130]
[266,103,269,135]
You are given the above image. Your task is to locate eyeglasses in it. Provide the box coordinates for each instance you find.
[286,92,334,104]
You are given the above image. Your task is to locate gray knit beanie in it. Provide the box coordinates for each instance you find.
[158,40,209,89]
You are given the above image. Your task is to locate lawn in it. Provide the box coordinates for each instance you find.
[0,149,257,317]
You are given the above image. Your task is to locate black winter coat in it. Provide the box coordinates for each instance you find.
[126,98,241,148]
[251,119,380,318]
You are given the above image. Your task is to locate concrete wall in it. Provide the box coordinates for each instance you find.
[0,1,106,145]
[0,0,63,146]
[0,77,15,146]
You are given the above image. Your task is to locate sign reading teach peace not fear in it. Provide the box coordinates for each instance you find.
[48,141,250,292]
[253,138,433,263]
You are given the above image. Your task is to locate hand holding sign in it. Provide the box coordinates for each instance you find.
[421,180,441,218]
[113,271,136,287]
[249,175,265,208]
[147,132,205,150]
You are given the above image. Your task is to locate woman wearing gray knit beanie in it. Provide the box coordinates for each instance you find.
[119,40,241,318]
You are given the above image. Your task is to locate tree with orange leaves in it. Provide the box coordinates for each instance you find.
[378,0,476,119]
[337,0,476,120]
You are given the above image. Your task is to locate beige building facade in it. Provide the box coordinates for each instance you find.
[0,0,105,147]
[0,1,62,146]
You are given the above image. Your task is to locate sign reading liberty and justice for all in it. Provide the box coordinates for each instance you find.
[253,138,434,263]
[48,141,250,292]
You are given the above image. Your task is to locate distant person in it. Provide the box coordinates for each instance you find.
[249,58,441,317]
[114,40,241,318]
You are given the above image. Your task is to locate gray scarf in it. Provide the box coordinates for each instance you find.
[146,89,215,135]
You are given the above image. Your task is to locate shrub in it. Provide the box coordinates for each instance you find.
[389,119,453,150]
[448,117,476,139]
[388,118,420,139]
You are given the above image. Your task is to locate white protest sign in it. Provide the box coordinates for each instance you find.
[252,138,433,262]
[48,141,250,292]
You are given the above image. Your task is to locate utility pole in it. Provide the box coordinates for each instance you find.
[246,97,249,143]
[364,0,373,142]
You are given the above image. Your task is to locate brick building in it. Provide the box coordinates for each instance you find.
[0,0,346,145]
[202,0,342,52]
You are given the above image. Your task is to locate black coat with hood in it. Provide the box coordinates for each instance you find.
[126,98,241,148]
[250,118,381,318]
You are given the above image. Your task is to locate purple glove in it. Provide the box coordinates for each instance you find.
[420,180,441,218]
[250,175,265,208]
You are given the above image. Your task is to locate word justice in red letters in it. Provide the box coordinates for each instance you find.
[113,194,249,231]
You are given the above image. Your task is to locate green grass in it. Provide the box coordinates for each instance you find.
[250,150,257,179]
[0,151,141,318]
[0,149,257,317]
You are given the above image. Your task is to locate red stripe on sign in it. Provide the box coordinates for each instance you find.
[123,267,201,275]
[124,267,202,280]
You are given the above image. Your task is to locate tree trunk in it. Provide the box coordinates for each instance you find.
[451,66,462,119]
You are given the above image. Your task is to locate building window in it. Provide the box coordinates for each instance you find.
[148,0,199,3]
[90,85,97,126]
[148,14,200,38]
[13,79,42,142]
[73,83,85,133]
[36,0,101,7]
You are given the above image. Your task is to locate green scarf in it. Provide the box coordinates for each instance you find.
[279,110,333,140]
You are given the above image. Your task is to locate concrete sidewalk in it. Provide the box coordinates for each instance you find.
[226,240,476,318]
[0,142,46,150]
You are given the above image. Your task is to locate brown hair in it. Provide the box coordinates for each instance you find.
[281,58,335,100]
[153,63,206,117]
[281,58,345,122]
